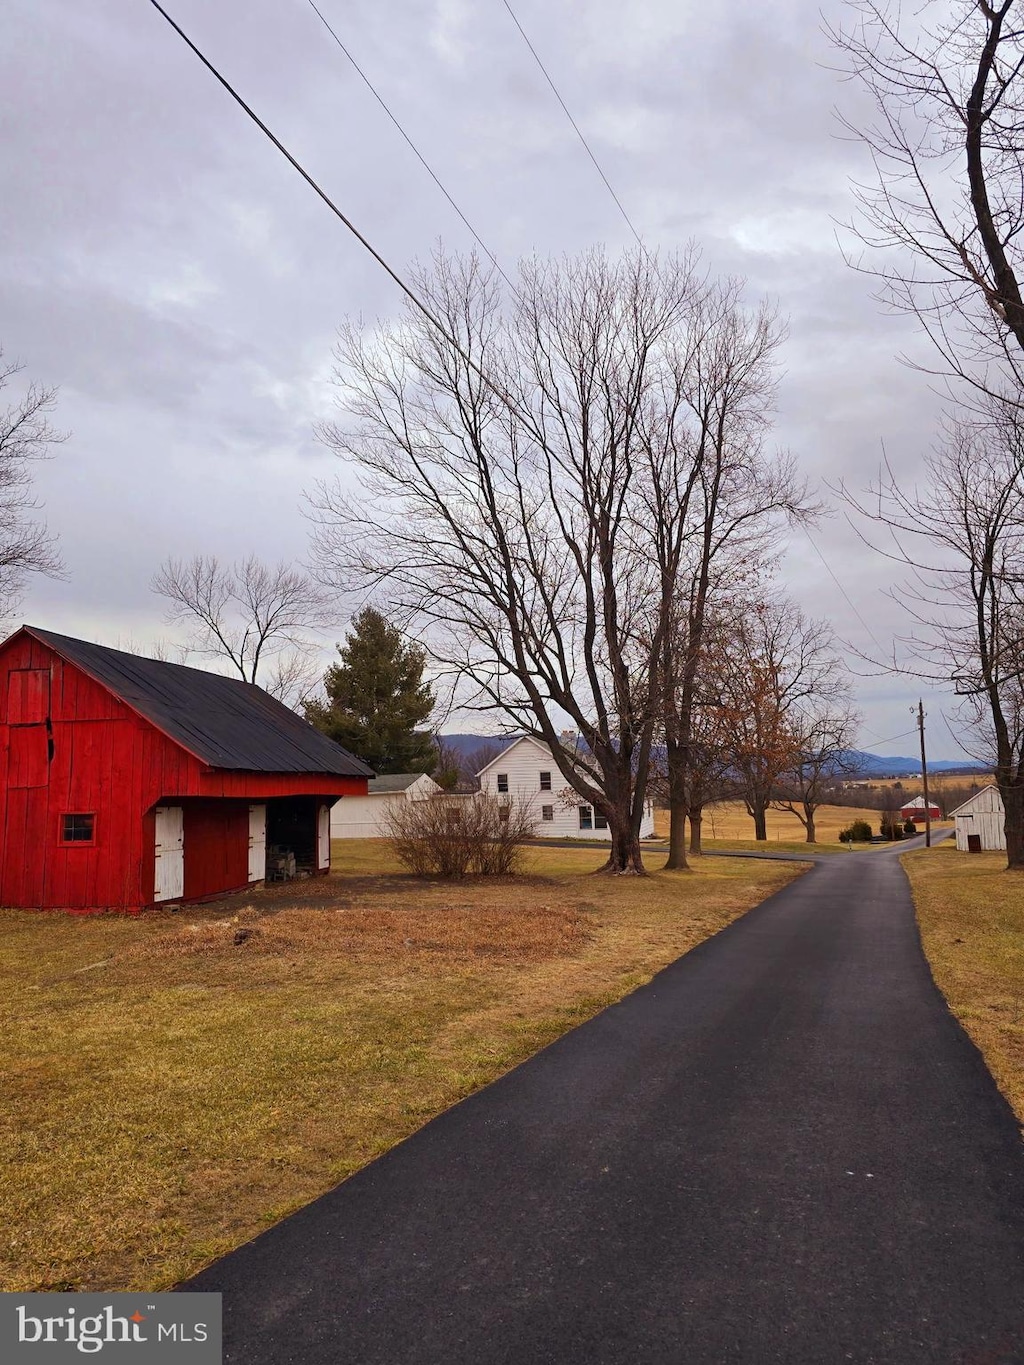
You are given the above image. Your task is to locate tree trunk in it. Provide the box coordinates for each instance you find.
[665,802,689,870]
[805,809,816,844]
[1002,780,1024,870]
[688,806,703,856]
[752,803,768,842]
[600,820,646,874]
[663,737,689,870]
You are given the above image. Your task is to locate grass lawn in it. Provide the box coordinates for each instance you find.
[1,839,805,1294]
[903,841,1024,1121]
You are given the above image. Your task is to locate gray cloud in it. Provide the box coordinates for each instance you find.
[1,0,970,756]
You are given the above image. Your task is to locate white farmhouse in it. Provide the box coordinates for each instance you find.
[950,785,1006,851]
[331,772,442,838]
[475,736,656,840]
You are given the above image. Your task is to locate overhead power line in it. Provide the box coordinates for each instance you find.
[302,0,517,294]
[146,0,520,412]
[860,726,918,749]
[802,525,889,659]
[500,0,646,251]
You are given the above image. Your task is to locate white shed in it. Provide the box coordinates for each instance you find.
[950,785,1005,851]
[475,736,656,841]
[330,772,441,838]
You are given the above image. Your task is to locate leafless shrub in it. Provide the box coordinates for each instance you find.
[383,793,536,878]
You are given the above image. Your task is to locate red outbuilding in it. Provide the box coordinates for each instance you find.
[899,796,942,823]
[0,625,374,912]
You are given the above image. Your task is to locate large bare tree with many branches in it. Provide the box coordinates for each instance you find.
[830,0,1024,395]
[310,249,802,872]
[832,0,1024,864]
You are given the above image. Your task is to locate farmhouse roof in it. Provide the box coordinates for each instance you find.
[368,773,433,793]
[19,626,375,778]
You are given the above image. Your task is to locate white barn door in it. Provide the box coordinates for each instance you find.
[318,804,331,871]
[248,804,267,882]
[154,805,184,902]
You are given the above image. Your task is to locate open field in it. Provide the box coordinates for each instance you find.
[864,772,993,793]
[654,801,952,847]
[903,842,1024,1122]
[0,839,805,1294]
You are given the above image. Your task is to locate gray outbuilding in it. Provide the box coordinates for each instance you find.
[950,785,1005,851]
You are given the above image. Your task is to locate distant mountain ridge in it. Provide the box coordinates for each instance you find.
[438,734,986,779]
[840,750,986,777]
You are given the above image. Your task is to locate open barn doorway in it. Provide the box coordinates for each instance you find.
[265,797,331,881]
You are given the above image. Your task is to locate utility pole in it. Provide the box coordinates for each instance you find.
[915,699,932,848]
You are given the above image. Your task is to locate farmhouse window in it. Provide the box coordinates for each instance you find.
[539,771,552,791]
[594,811,608,830]
[579,805,593,830]
[496,773,509,793]
[541,805,554,822]
[498,807,509,823]
[60,813,95,844]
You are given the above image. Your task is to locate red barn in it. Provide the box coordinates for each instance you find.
[899,796,942,823]
[0,625,373,912]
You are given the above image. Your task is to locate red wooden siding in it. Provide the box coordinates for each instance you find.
[182,801,250,900]
[7,726,48,788]
[0,630,367,912]
[6,668,49,723]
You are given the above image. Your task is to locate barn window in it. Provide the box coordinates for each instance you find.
[496,773,509,793]
[60,813,95,844]
[539,770,552,791]
[541,805,554,822]
[579,806,593,830]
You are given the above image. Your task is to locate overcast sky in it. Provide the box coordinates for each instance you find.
[1,0,969,758]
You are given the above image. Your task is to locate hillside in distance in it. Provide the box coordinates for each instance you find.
[438,734,987,780]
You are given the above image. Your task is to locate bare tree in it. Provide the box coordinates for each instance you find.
[830,2,1024,865]
[718,598,848,842]
[0,352,65,617]
[773,702,862,844]
[652,266,812,872]
[830,1,1024,396]
[152,554,334,705]
[312,249,808,873]
[840,400,1024,866]
[310,247,752,873]
[680,701,738,857]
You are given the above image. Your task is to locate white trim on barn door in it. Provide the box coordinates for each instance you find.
[154,805,184,902]
[318,804,331,871]
[248,803,267,882]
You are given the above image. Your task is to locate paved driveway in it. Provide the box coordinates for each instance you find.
[184,837,1024,1363]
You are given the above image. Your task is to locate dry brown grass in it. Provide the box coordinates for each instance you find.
[125,899,589,966]
[1,839,805,1294]
[903,842,1024,1121]
[654,801,947,846]
[872,772,992,792]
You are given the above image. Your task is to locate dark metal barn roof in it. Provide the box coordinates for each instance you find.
[24,626,375,777]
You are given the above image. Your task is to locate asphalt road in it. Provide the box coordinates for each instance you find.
[184,838,1024,1363]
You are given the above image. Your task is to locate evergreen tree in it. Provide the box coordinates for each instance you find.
[305,608,436,774]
